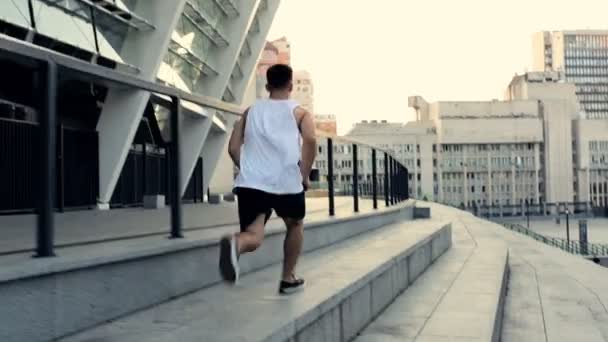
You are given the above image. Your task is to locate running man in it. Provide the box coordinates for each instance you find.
[219,64,317,294]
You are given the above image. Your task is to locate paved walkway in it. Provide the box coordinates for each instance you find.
[358,203,508,341]
[436,204,608,341]
[0,196,368,255]
[358,203,608,341]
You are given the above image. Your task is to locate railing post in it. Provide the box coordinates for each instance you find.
[352,144,359,213]
[397,165,402,202]
[384,152,389,207]
[399,164,404,201]
[327,138,335,216]
[141,142,147,199]
[169,96,183,239]
[372,149,378,209]
[57,124,65,213]
[36,61,57,258]
[389,157,395,205]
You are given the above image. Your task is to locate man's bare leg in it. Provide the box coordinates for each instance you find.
[237,213,267,254]
[219,214,266,283]
[282,218,304,282]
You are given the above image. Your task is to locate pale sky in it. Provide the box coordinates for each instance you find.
[268,0,608,134]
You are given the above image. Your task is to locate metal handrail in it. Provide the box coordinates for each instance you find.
[0,34,244,116]
[0,33,410,257]
[0,33,247,257]
[315,131,404,164]
[316,132,410,215]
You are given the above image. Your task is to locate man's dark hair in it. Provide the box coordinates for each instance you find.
[266,64,293,90]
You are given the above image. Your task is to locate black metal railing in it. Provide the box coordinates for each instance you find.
[502,223,608,256]
[313,135,409,217]
[0,34,243,257]
[0,34,411,257]
[467,201,594,219]
[0,118,99,214]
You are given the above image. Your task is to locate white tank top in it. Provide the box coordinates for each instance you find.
[234,99,303,194]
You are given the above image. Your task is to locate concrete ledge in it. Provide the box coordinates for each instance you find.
[208,193,223,204]
[143,195,165,209]
[0,204,414,342]
[59,219,452,342]
[414,206,431,219]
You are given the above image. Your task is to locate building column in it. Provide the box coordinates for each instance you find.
[176,0,264,196]
[97,0,187,207]
[203,0,281,196]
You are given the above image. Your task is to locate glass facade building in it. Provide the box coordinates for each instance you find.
[0,0,281,212]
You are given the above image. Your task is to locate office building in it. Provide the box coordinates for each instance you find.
[315,114,338,135]
[533,30,608,119]
[314,72,606,215]
[293,70,314,112]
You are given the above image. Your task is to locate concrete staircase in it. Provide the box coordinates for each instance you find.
[1,201,454,342]
[58,214,451,342]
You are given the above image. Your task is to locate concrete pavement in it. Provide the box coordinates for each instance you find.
[358,202,608,341]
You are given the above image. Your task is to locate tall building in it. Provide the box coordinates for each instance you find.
[293,70,314,112]
[255,41,279,99]
[533,30,608,119]
[314,72,606,215]
[315,114,338,135]
[0,0,281,212]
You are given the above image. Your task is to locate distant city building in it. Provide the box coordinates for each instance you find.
[315,114,337,135]
[254,37,294,100]
[257,42,280,76]
[271,36,291,65]
[533,30,608,119]
[293,70,314,112]
[314,72,608,215]
[255,42,280,99]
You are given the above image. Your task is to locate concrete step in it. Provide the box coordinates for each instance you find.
[59,219,452,342]
[357,217,509,342]
[0,203,413,342]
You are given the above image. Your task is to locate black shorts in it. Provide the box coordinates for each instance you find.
[235,187,306,232]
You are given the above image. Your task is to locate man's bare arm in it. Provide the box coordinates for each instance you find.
[297,107,317,182]
[228,109,248,168]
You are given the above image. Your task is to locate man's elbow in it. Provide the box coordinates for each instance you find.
[228,145,238,159]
